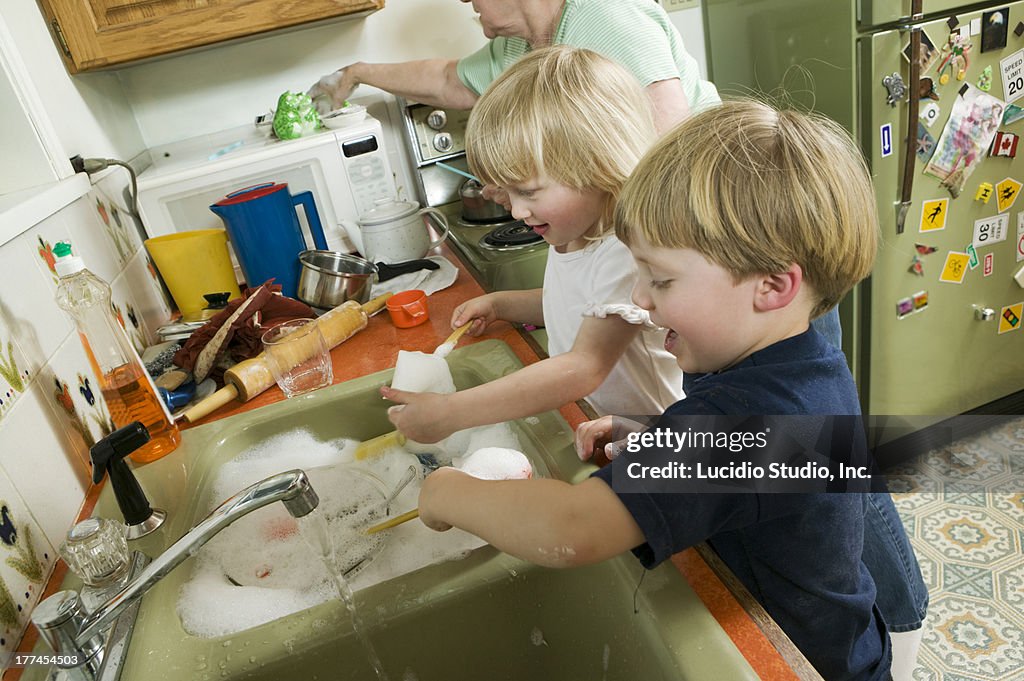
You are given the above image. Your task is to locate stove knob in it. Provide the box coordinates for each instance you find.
[426,109,448,130]
[433,132,454,153]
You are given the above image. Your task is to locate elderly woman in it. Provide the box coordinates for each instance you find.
[308,0,719,133]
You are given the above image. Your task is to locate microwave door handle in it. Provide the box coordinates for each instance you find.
[896,3,923,234]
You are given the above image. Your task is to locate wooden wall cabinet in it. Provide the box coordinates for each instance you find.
[36,0,384,73]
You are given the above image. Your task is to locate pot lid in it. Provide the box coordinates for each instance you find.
[215,183,287,205]
[359,198,418,225]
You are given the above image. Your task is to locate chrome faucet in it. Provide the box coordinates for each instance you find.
[32,469,319,681]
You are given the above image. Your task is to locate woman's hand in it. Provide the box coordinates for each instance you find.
[574,416,647,462]
[380,386,457,443]
[451,293,501,337]
[307,66,360,113]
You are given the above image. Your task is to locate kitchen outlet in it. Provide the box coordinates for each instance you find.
[661,0,699,11]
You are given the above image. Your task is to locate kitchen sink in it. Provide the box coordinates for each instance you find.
[27,340,757,681]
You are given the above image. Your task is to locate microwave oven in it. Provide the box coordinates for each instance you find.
[137,116,397,253]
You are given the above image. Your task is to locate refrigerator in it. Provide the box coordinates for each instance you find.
[705,0,1024,420]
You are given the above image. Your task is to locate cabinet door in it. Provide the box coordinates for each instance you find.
[37,0,384,73]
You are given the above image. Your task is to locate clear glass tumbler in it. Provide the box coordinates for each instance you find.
[261,318,333,398]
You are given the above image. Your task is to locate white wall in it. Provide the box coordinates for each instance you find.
[0,0,145,167]
[118,3,487,148]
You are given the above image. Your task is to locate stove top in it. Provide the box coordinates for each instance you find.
[479,221,544,250]
[438,202,548,292]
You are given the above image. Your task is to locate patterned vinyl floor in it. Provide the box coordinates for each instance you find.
[889,416,1024,681]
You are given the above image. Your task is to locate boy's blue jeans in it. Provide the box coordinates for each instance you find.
[814,307,929,632]
[863,492,929,631]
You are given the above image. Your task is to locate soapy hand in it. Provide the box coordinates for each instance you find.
[307,66,360,114]
[381,386,457,443]
[418,467,461,532]
[451,293,500,337]
[574,416,647,462]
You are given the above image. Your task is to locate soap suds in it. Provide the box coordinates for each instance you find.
[178,424,524,638]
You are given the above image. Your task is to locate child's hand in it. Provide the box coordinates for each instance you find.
[380,386,456,443]
[418,467,463,532]
[451,294,499,337]
[574,416,647,461]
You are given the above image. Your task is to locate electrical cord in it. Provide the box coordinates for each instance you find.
[69,155,140,218]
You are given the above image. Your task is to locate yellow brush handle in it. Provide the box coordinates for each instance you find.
[353,431,407,460]
[364,508,419,535]
[442,321,473,348]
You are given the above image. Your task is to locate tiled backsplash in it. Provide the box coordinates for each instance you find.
[0,169,173,668]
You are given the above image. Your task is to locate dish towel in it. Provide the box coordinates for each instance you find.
[370,255,458,299]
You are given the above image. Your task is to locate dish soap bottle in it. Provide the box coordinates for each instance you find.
[54,241,180,463]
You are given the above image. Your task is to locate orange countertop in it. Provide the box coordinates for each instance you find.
[8,245,801,681]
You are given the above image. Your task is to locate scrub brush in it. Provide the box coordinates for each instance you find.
[433,322,472,358]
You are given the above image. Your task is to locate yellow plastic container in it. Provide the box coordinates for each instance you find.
[145,229,241,315]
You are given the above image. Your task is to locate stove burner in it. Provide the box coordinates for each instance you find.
[479,221,544,251]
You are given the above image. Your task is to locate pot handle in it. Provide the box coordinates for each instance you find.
[293,190,329,251]
[420,208,449,250]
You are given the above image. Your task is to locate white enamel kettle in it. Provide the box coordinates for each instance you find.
[341,198,449,264]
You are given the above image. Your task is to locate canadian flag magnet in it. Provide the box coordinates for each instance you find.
[991,131,1020,157]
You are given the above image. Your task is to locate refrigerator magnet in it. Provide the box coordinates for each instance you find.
[998,302,1022,333]
[999,48,1024,103]
[984,252,994,276]
[904,31,940,73]
[896,297,915,319]
[939,251,971,283]
[916,124,936,162]
[882,73,906,107]
[975,182,994,202]
[919,78,941,103]
[920,198,949,232]
[973,213,1010,246]
[996,177,1023,211]
[966,243,980,269]
[916,243,939,255]
[981,9,1009,52]
[1003,104,1024,125]
[1016,21,1024,37]
[913,291,930,311]
[1017,213,1024,261]
[908,255,925,276]
[990,131,1019,157]
[977,65,994,91]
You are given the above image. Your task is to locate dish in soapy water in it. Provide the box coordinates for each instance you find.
[205,465,390,590]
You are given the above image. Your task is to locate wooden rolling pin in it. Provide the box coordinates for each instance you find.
[180,293,392,423]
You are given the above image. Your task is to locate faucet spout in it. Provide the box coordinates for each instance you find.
[33,469,318,675]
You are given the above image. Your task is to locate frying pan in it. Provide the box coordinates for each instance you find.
[297,250,438,308]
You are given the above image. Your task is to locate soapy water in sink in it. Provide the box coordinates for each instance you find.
[178,423,525,638]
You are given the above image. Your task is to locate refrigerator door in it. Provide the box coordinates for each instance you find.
[860,0,988,29]
[861,4,1024,416]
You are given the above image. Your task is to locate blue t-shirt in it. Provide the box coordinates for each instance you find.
[594,329,891,681]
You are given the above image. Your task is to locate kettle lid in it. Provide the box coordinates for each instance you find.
[359,197,418,225]
[215,182,287,206]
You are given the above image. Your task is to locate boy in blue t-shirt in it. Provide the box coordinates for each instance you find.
[418,100,890,680]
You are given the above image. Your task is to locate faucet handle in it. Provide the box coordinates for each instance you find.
[90,422,166,539]
[32,590,104,667]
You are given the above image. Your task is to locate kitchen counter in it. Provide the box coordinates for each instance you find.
[7,244,815,681]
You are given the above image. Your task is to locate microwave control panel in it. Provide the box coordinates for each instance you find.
[405,104,472,164]
[338,133,397,215]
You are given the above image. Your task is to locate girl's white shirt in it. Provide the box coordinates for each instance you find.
[542,235,683,416]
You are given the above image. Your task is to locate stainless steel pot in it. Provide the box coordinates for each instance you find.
[460,179,511,222]
[297,251,438,309]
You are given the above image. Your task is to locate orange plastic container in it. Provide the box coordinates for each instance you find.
[386,289,429,328]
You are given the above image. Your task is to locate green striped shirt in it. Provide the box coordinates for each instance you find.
[456,0,720,113]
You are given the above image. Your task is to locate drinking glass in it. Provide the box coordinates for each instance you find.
[261,318,333,398]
